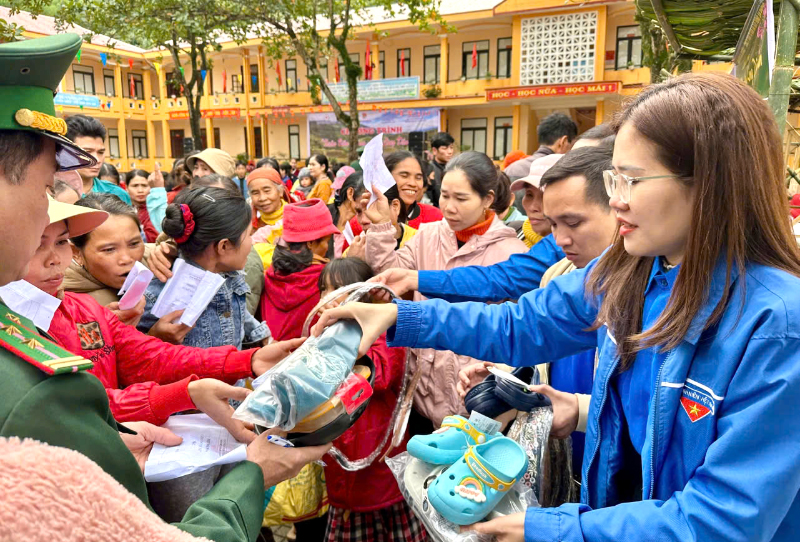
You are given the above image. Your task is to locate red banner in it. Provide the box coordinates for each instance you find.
[486,81,621,101]
[168,108,242,120]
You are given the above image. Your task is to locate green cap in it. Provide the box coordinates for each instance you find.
[0,33,96,171]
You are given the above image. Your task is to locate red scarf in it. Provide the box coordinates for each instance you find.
[454,211,495,243]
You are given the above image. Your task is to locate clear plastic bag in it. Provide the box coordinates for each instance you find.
[233,320,362,430]
[387,452,539,542]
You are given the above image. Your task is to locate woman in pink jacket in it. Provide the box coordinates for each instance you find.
[363,151,526,431]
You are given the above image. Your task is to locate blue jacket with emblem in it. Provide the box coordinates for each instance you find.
[389,257,800,542]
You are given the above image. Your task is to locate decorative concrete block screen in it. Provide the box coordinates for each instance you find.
[520,11,598,86]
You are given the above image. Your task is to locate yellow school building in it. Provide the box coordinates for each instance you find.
[4,0,733,172]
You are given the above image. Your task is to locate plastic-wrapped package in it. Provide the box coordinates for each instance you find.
[387,452,538,542]
[233,320,362,430]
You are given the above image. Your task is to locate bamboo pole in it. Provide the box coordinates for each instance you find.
[768,0,799,142]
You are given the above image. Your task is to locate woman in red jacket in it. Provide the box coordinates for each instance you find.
[348,151,442,237]
[260,199,340,341]
[22,198,300,439]
[316,257,425,542]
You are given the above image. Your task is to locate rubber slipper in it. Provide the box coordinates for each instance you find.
[494,366,551,412]
[428,437,528,525]
[407,415,500,465]
[464,375,513,419]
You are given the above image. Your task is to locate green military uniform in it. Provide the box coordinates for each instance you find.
[0,34,265,542]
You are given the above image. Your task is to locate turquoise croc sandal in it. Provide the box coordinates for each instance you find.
[407,415,499,465]
[427,437,528,525]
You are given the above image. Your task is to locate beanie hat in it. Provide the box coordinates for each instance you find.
[186,148,236,178]
[501,150,528,170]
[247,166,283,188]
[282,199,341,243]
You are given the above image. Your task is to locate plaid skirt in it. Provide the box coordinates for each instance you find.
[324,501,427,542]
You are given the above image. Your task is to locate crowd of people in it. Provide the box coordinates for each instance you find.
[1,33,799,542]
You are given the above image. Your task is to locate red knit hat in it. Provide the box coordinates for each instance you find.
[282,199,341,243]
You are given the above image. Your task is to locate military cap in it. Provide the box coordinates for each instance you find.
[0,33,96,171]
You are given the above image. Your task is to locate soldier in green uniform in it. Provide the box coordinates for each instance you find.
[0,33,329,542]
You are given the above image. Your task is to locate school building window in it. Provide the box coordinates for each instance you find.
[127,73,143,99]
[166,71,181,97]
[286,59,297,91]
[131,130,148,158]
[231,74,243,94]
[461,40,489,80]
[103,70,115,96]
[379,51,385,79]
[497,38,512,78]
[493,117,513,160]
[615,25,642,69]
[108,129,120,158]
[200,127,221,149]
[461,118,487,153]
[289,125,301,159]
[250,64,259,93]
[338,53,360,81]
[397,48,410,77]
[424,45,440,84]
[319,58,328,81]
[73,66,95,94]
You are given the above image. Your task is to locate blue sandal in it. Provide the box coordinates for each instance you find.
[407,415,500,465]
[428,437,528,525]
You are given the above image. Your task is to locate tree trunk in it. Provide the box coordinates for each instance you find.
[346,72,360,162]
[187,88,203,151]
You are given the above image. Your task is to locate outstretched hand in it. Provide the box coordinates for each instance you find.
[367,268,419,302]
[311,302,399,357]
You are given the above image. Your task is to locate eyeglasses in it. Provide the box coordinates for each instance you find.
[603,170,674,204]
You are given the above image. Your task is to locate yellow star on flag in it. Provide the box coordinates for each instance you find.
[689,404,701,417]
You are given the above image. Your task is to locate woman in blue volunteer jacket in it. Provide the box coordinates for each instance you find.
[313,72,800,542]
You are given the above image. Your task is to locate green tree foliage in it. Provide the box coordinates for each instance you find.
[7,0,250,151]
[244,0,450,160]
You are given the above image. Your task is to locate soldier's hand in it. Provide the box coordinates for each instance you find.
[119,421,183,473]
[188,379,256,444]
[246,432,331,489]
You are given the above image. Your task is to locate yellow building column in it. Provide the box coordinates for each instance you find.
[156,64,172,160]
[261,115,269,157]
[512,104,521,151]
[371,38,380,80]
[439,35,449,96]
[258,46,266,105]
[204,70,215,148]
[595,100,605,126]
[143,70,157,161]
[440,108,448,133]
[113,63,128,167]
[511,17,522,87]
[243,50,255,158]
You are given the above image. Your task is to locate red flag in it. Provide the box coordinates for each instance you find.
[128,58,133,70]
[223,69,227,93]
[129,74,136,99]
[277,61,283,87]
[334,59,340,83]
[472,43,477,70]
[365,42,372,80]
[401,49,406,76]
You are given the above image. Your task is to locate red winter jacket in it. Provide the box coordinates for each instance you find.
[349,202,442,237]
[324,334,410,512]
[48,292,256,425]
[260,264,325,341]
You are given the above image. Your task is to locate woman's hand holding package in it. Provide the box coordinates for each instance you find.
[312,302,398,357]
[188,379,256,443]
[246,431,332,489]
[251,337,306,377]
[107,297,146,327]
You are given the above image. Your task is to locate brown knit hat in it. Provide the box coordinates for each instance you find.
[186,148,236,178]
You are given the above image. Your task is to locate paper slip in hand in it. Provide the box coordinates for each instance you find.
[117,261,153,311]
[359,133,397,207]
[342,220,355,244]
[151,258,225,327]
[144,414,247,482]
[0,280,61,331]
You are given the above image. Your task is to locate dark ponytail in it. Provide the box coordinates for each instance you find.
[272,242,314,275]
[163,187,251,258]
[329,172,366,226]
[444,151,503,213]
[494,170,512,213]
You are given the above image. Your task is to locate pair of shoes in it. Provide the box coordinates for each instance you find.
[464,366,550,418]
[407,415,528,525]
